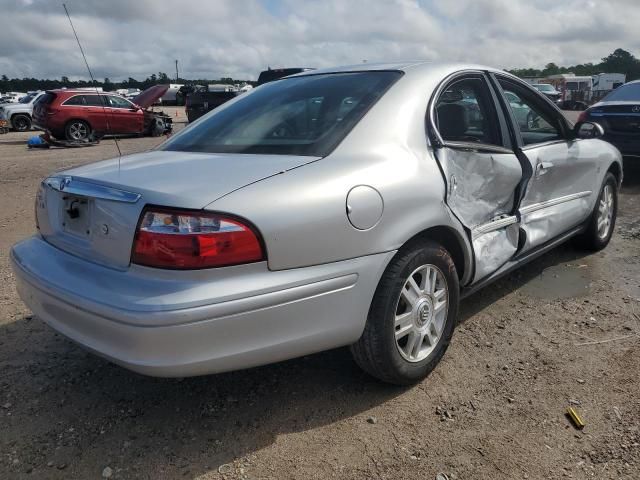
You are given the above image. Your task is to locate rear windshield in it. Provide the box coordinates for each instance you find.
[603,83,640,102]
[162,71,401,157]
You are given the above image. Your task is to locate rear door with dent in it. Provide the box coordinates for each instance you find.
[429,72,524,283]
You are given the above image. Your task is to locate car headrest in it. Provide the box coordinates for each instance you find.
[437,103,468,140]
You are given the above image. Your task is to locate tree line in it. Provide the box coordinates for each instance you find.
[508,48,640,80]
[0,71,250,93]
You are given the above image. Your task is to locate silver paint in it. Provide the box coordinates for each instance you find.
[11,62,623,377]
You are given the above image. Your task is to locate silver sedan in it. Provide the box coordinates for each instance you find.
[11,63,622,384]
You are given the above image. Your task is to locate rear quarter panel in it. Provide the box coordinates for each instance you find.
[208,67,473,274]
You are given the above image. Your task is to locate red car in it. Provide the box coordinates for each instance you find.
[33,85,171,141]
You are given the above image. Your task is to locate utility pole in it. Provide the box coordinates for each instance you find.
[175,59,179,82]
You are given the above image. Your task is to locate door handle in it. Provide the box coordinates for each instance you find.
[536,161,554,177]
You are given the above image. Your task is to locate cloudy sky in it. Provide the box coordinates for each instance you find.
[1,0,639,81]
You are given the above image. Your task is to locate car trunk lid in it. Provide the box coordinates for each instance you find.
[35,150,318,270]
[590,101,640,134]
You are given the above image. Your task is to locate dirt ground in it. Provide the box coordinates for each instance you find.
[1,111,639,480]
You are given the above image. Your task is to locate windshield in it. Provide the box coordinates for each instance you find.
[162,71,401,156]
[534,84,554,92]
[603,83,640,102]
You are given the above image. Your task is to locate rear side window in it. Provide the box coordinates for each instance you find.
[63,95,86,106]
[163,71,402,156]
[435,77,502,146]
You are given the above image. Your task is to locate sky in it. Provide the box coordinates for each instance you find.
[1,0,639,82]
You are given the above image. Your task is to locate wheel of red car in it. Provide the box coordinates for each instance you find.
[149,117,165,137]
[65,120,91,141]
[11,114,31,132]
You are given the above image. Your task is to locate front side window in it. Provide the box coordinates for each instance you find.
[498,79,564,146]
[162,71,401,156]
[108,95,133,109]
[435,77,502,146]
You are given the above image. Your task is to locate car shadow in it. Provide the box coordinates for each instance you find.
[458,243,590,323]
[0,316,404,478]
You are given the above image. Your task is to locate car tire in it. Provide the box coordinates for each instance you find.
[65,120,91,141]
[574,172,618,251]
[149,117,165,137]
[350,241,459,385]
[11,114,31,132]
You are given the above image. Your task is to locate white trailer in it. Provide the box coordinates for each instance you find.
[592,73,625,92]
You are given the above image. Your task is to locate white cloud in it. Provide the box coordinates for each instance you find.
[0,0,639,81]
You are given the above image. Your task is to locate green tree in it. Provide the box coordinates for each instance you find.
[600,48,640,79]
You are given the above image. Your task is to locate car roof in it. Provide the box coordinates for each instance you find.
[47,89,117,95]
[286,61,519,82]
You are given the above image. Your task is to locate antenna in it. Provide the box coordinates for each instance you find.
[62,3,122,164]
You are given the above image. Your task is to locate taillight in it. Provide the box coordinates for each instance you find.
[131,208,264,269]
[577,110,588,123]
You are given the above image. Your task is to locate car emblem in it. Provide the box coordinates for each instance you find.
[633,106,640,113]
[58,177,72,191]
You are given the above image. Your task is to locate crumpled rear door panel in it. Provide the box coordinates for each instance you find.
[435,148,522,282]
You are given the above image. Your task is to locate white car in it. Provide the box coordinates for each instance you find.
[0,91,44,131]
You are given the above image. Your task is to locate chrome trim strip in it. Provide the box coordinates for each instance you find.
[520,191,591,215]
[472,215,518,237]
[44,176,141,203]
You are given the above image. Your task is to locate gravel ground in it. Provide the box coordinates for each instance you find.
[1,111,639,480]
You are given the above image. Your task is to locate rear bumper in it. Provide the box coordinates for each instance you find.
[11,236,393,377]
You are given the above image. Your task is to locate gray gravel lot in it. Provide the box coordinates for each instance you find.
[1,110,639,479]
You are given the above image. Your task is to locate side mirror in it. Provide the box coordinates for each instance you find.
[575,121,604,139]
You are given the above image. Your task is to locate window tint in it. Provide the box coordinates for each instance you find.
[603,82,640,101]
[162,71,401,156]
[64,95,86,106]
[435,77,502,146]
[499,79,564,146]
[84,95,107,107]
[108,95,133,108]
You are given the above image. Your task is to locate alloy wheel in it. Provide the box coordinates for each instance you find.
[597,183,614,239]
[394,264,449,363]
[69,122,88,140]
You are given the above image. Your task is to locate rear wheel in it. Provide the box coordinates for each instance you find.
[351,241,459,385]
[574,172,617,251]
[11,114,31,131]
[65,120,91,141]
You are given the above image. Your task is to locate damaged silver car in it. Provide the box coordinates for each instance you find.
[11,63,622,385]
